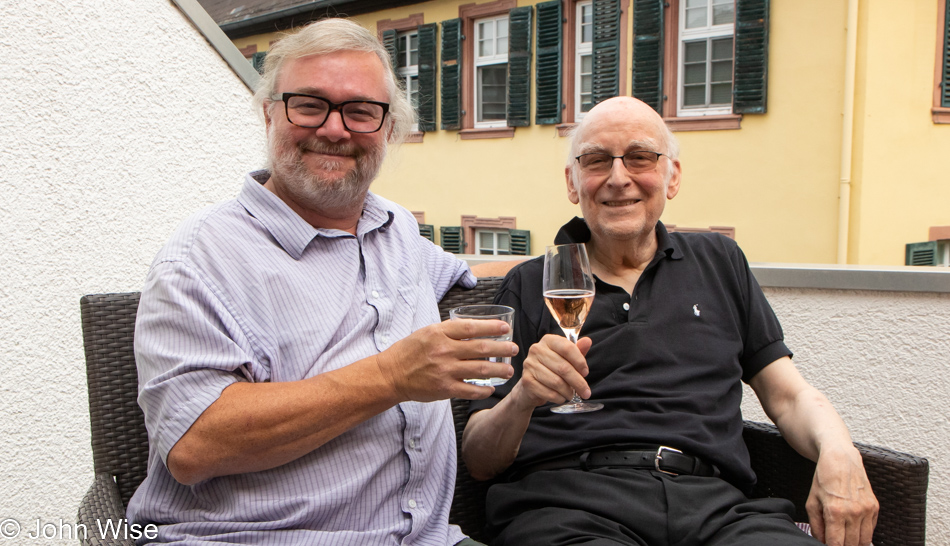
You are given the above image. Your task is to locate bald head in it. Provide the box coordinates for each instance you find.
[566,97,679,168]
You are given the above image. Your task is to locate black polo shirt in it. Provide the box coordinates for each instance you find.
[469,218,792,491]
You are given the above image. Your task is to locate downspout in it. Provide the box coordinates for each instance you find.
[837,0,860,264]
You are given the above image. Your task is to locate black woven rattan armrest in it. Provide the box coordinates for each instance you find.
[77,472,136,546]
[745,421,929,546]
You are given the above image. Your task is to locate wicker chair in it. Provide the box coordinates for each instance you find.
[78,279,929,546]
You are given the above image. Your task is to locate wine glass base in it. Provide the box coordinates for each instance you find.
[550,401,604,414]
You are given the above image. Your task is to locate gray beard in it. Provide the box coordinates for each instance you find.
[267,131,386,215]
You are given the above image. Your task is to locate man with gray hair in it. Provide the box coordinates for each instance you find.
[462,97,879,546]
[126,18,513,545]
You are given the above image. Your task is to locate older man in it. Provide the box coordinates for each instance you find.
[126,18,515,545]
[462,97,879,546]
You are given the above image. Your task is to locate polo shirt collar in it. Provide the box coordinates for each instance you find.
[553,217,683,261]
[238,170,395,260]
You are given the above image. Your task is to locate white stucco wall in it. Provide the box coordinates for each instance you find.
[744,286,950,544]
[0,0,265,542]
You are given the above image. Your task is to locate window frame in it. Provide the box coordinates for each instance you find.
[662,0,742,130]
[473,14,511,128]
[395,30,421,131]
[461,215,517,254]
[476,229,512,255]
[459,0,517,138]
[574,1,594,121]
[677,0,735,117]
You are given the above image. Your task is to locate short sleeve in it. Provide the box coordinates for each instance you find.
[134,260,260,465]
[730,243,793,382]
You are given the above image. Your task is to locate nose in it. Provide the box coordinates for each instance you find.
[605,156,632,187]
[315,110,351,142]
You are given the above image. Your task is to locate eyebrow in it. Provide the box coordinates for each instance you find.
[577,139,660,155]
[288,87,384,103]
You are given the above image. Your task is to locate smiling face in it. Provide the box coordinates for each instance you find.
[263,50,390,224]
[565,97,681,245]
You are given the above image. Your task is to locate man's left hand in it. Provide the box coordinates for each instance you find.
[805,446,879,546]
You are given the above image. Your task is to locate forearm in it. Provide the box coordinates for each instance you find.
[769,386,856,462]
[461,389,536,480]
[168,355,399,484]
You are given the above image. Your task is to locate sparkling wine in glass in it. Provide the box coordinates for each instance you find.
[543,243,603,413]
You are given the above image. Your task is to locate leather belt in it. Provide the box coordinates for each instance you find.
[507,446,720,482]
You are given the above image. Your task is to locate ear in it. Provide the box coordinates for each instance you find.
[666,159,681,200]
[565,166,580,204]
[263,101,274,131]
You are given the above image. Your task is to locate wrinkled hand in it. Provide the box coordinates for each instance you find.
[806,446,879,546]
[509,334,593,410]
[374,319,516,403]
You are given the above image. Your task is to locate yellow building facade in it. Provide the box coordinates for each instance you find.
[232,0,950,265]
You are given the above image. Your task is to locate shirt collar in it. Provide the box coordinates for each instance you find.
[553,217,683,261]
[237,170,395,260]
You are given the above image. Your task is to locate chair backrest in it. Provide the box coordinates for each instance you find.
[80,292,149,509]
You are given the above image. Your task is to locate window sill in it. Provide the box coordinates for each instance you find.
[932,107,950,124]
[405,131,424,143]
[556,123,576,137]
[664,114,742,131]
[459,127,516,140]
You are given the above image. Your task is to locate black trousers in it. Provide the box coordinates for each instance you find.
[486,467,821,546]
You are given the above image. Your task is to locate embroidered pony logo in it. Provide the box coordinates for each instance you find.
[693,304,701,317]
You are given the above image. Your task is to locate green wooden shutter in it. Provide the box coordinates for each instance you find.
[418,23,438,132]
[942,0,950,107]
[734,0,770,113]
[509,229,530,256]
[382,29,398,75]
[592,0,622,106]
[441,19,463,130]
[535,0,563,125]
[631,0,663,112]
[440,226,465,254]
[418,223,435,242]
[251,52,267,75]
[905,242,938,266]
[507,6,533,127]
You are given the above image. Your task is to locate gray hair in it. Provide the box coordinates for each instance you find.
[252,18,414,146]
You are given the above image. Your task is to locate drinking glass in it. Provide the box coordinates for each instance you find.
[449,304,515,386]
[543,243,603,413]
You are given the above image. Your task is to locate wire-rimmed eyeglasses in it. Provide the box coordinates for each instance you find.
[575,151,666,175]
[273,92,390,133]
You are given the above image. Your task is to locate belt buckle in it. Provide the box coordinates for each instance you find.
[655,446,683,476]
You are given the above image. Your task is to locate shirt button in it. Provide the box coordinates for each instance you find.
[381,334,389,343]
[409,438,416,449]
[408,499,417,509]
[623,303,630,311]
[372,290,380,298]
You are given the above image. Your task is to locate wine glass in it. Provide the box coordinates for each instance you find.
[543,243,603,413]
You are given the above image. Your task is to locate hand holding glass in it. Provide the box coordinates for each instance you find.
[543,243,603,413]
[448,304,515,387]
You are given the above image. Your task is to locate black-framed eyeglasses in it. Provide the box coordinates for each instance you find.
[273,92,390,133]
[575,151,666,175]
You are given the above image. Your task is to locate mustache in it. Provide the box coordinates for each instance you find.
[298,139,360,157]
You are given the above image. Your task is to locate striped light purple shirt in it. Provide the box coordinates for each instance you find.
[127,171,475,545]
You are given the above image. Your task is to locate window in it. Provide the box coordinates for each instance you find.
[477,229,511,255]
[533,0,628,130]
[474,16,509,127]
[575,1,594,120]
[440,0,532,137]
[379,14,436,135]
[395,31,420,130]
[678,0,734,116]
[641,0,769,131]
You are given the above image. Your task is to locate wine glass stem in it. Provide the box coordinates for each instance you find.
[564,329,583,404]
